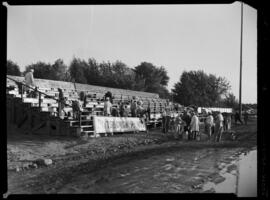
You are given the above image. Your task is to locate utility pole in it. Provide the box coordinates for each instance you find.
[239,1,243,118]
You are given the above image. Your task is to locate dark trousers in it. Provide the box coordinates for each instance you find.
[235,117,243,125]
[162,116,170,133]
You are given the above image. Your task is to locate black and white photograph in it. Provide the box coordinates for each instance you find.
[5,2,258,196]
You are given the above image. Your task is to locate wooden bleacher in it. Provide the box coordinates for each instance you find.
[7,75,168,138]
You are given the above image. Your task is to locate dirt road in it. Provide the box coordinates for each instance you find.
[6,119,257,194]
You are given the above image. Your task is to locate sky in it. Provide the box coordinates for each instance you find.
[6,2,257,103]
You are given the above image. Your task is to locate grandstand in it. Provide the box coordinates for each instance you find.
[6,75,168,139]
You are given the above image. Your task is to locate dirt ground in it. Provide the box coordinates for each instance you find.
[6,118,257,194]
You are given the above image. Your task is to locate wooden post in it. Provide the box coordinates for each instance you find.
[38,91,41,111]
[21,84,23,100]
[79,112,82,127]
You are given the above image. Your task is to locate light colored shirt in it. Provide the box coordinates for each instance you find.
[104,100,112,115]
[205,115,214,125]
[217,113,224,127]
[24,71,35,86]
[190,115,199,132]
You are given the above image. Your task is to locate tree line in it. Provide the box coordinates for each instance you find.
[7,58,251,109]
[7,58,170,99]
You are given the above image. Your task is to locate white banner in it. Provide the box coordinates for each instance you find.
[94,116,146,134]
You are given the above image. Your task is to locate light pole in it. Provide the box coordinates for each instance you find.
[239,1,244,118]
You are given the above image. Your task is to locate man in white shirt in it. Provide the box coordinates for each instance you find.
[215,112,224,142]
[205,112,214,140]
[104,97,112,116]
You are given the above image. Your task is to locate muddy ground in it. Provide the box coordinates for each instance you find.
[6,118,257,194]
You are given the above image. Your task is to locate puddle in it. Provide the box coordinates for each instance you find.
[203,150,257,197]
[237,150,257,197]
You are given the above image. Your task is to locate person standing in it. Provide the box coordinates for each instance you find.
[164,100,172,134]
[72,100,81,120]
[104,97,112,116]
[182,111,191,140]
[119,101,124,117]
[205,112,214,140]
[174,113,183,139]
[130,97,137,117]
[215,112,224,142]
[223,113,228,131]
[147,101,151,122]
[190,112,200,140]
[104,91,112,103]
[227,113,232,130]
[24,68,35,96]
[58,88,66,118]
[162,108,167,133]
[235,111,243,125]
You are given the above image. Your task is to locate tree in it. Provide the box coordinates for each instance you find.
[51,59,68,81]
[85,58,101,86]
[111,61,136,89]
[68,57,88,84]
[7,60,21,76]
[24,61,52,79]
[134,62,169,93]
[221,92,238,109]
[24,59,69,81]
[172,70,231,106]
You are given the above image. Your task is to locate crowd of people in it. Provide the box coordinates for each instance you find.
[161,107,235,142]
[11,68,250,140]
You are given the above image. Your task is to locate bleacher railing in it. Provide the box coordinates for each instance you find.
[6,76,84,126]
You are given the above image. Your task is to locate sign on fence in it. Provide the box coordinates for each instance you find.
[93,116,146,134]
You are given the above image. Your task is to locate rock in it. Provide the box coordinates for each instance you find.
[15,166,20,172]
[29,163,38,169]
[34,158,53,166]
[213,176,226,184]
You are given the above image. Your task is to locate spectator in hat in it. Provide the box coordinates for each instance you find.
[104,91,112,103]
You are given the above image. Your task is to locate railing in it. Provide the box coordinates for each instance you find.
[7,76,76,119]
